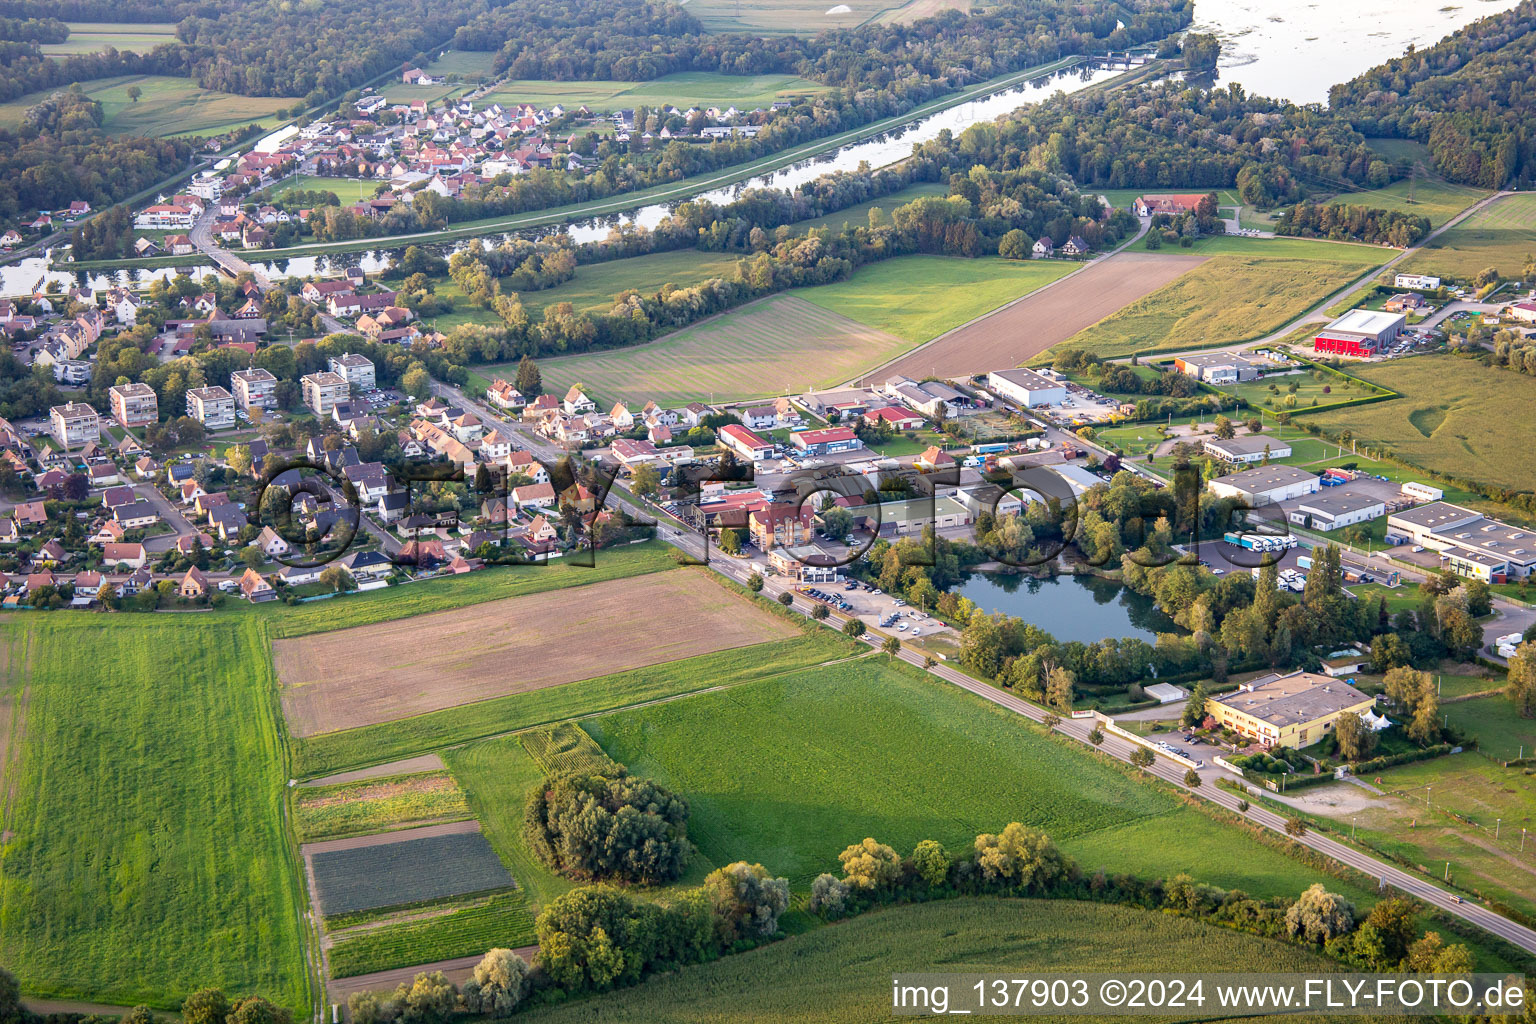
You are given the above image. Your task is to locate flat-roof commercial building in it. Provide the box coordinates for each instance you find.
[1208,465,1319,506]
[1387,501,1536,582]
[1313,309,1406,357]
[791,426,862,456]
[845,496,974,536]
[108,382,158,428]
[185,385,236,430]
[1393,273,1440,291]
[1174,352,1262,384]
[1208,670,1374,748]
[1202,435,1292,465]
[719,423,774,462]
[986,367,1067,408]
[1401,481,1443,503]
[1288,492,1386,532]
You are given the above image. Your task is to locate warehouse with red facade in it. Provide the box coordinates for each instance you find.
[1312,309,1406,357]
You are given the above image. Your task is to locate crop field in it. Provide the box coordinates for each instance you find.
[533,294,911,407]
[1306,355,1536,494]
[422,50,499,78]
[1058,247,1387,361]
[291,625,851,779]
[326,891,536,978]
[519,898,1383,1024]
[39,21,178,55]
[307,823,513,916]
[484,72,828,112]
[870,251,1205,381]
[520,723,619,776]
[796,254,1078,346]
[293,771,472,842]
[0,617,306,1010]
[1401,193,1536,281]
[256,542,675,640]
[276,569,797,737]
[0,75,295,137]
[581,657,1379,899]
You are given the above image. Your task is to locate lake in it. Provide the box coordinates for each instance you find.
[1192,0,1523,105]
[955,572,1178,645]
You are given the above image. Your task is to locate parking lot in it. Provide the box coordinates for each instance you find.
[790,576,952,641]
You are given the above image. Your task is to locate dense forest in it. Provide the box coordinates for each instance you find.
[1329,0,1536,188]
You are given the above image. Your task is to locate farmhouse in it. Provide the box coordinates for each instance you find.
[1207,670,1374,749]
[1174,352,1261,384]
[1132,193,1206,217]
[1312,309,1405,357]
[1287,493,1386,532]
[1505,300,1536,324]
[719,423,774,462]
[108,383,159,428]
[986,367,1067,408]
[1208,466,1319,506]
[791,427,862,456]
[1386,501,1536,582]
[1202,435,1291,465]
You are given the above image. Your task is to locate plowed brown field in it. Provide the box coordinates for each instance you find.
[276,570,796,737]
[864,251,1207,381]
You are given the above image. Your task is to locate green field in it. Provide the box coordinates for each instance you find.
[790,183,948,233]
[1448,695,1535,762]
[39,21,178,56]
[292,771,472,842]
[1306,355,1536,494]
[266,175,380,203]
[1402,192,1536,282]
[581,657,1378,902]
[1321,177,1488,230]
[514,249,746,316]
[0,617,306,1009]
[0,74,295,137]
[1059,243,1388,360]
[422,50,498,79]
[484,71,828,112]
[519,898,1388,1024]
[796,254,1077,344]
[326,891,536,978]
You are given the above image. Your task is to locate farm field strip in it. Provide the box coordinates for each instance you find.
[520,723,619,777]
[535,294,911,406]
[484,71,828,112]
[326,891,536,978]
[293,771,472,843]
[867,251,1205,380]
[0,74,296,137]
[275,569,798,737]
[39,21,178,55]
[306,823,513,917]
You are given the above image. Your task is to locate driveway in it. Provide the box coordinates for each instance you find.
[131,481,197,552]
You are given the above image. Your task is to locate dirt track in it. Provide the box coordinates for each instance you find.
[276,571,796,737]
[863,251,1207,381]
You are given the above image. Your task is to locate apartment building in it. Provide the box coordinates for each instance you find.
[108,382,159,429]
[186,386,237,430]
[301,371,349,416]
[231,367,278,411]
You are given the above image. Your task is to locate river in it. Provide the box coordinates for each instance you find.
[954,572,1178,645]
[1192,0,1523,105]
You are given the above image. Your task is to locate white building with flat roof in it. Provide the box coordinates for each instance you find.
[186,386,236,430]
[1288,493,1386,532]
[986,367,1067,408]
[1393,273,1440,291]
[231,367,278,411]
[1208,465,1319,506]
[1387,501,1536,582]
[1203,435,1292,465]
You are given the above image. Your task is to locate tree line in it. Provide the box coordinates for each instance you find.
[1274,201,1430,247]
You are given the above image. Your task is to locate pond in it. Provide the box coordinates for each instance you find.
[1192,0,1523,105]
[954,571,1179,645]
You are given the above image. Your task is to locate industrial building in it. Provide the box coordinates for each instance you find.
[1174,352,1262,384]
[719,423,774,462]
[1202,435,1292,465]
[986,367,1067,408]
[1312,309,1406,357]
[791,426,863,456]
[1387,501,1536,582]
[1207,671,1375,748]
[1287,492,1386,532]
[1208,465,1319,506]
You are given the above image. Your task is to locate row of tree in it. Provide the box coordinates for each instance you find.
[1274,200,1431,247]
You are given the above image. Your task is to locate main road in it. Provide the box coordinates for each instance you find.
[423,374,1536,955]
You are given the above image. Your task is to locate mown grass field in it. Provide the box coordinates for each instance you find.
[1402,192,1536,281]
[484,72,828,112]
[581,657,1379,902]
[519,898,1388,1024]
[1306,355,1536,494]
[293,623,854,779]
[0,74,295,137]
[797,254,1077,345]
[1059,243,1388,359]
[682,0,890,33]
[1448,695,1535,762]
[530,294,911,407]
[519,249,745,315]
[266,175,380,203]
[39,21,177,55]
[0,617,306,1010]
[422,50,499,79]
[1322,177,1488,230]
[327,891,536,978]
[292,771,472,842]
[519,723,619,776]
[788,182,948,233]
